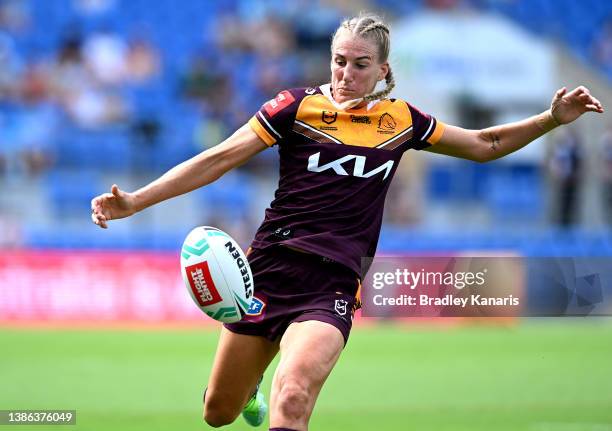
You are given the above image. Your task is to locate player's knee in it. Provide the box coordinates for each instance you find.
[202,395,240,427]
[203,407,237,428]
[276,380,311,422]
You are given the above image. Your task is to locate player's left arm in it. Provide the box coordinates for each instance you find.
[424,86,604,162]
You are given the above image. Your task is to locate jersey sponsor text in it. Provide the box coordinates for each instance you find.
[307,151,394,181]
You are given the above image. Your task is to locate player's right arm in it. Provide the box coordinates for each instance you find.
[91,123,268,229]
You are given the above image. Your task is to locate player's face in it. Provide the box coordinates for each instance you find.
[331,32,389,105]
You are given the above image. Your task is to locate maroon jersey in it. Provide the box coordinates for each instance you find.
[247,84,445,277]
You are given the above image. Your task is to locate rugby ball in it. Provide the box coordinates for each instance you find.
[180,226,254,323]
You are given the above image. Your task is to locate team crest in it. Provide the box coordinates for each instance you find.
[377,113,396,131]
[322,111,338,124]
[334,299,348,316]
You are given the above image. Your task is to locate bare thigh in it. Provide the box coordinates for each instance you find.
[203,326,279,422]
[269,320,345,430]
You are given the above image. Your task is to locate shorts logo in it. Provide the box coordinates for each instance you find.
[322,111,338,124]
[246,296,266,316]
[264,90,295,118]
[334,299,348,316]
[185,261,222,306]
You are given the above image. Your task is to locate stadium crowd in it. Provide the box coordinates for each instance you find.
[0,0,611,250]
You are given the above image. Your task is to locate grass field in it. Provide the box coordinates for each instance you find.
[1,320,611,431]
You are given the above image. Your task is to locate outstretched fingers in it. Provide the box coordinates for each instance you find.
[587,95,604,113]
[554,87,567,100]
[575,91,604,113]
[91,209,108,229]
[564,86,604,113]
[91,194,111,229]
[585,103,604,113]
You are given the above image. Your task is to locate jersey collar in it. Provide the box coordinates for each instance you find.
[319,83,381,112]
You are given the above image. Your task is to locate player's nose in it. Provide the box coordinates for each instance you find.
[342,66,355,82]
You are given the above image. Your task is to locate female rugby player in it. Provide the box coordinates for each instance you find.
[91,13,604,431]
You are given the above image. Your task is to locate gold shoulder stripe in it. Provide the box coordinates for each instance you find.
[375,126,413,150]
[427,121,445,145]
[293,120,343,145]
[248,116,276,146]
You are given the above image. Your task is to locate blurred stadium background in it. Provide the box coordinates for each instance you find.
[0,0,611,430]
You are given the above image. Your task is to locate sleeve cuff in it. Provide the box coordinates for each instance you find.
[248,116,276,147]
[427,121,445,145]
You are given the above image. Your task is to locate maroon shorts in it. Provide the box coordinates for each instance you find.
[223,245,360,345]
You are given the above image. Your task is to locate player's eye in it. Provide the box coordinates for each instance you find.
[335,59,346,66]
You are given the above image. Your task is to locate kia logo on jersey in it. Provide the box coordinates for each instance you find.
[307,152,394,181]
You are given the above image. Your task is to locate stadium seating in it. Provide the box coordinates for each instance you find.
[2,0,611,254]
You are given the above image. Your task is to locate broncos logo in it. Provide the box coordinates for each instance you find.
[378,113,397,131]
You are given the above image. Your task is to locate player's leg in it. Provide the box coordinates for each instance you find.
[203,326,279,427]
[268,320,345,431]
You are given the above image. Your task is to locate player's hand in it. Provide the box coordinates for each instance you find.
[550,86,604,125]
[90,184,136,229]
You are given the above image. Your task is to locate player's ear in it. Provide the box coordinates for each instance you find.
[378,62,389,81]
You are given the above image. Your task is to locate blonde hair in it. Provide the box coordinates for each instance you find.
[331,13,395,108]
